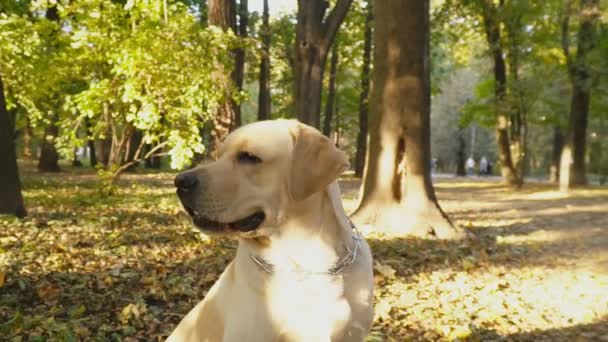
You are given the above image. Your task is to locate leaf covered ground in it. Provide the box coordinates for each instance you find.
[1,169,608,341]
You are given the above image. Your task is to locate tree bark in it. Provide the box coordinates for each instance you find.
[352,0,465,239]
[38,5,61,172]
[456,129,467,176]
[22,118,33,159]
[233,0,248,127]
[38,115,61,172]
[355,1,372,178]
[257,0,271,121]
[559,0,598,190]
[0,74,27,218]
[294,0,353,128]
[549,126,564,182]
[322,44,339,137]
[208,0,238,153]
[479,0,521,186]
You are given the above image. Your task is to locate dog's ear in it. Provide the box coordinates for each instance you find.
[289,122,350,201]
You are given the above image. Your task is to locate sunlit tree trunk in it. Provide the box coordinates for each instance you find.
[352,0,465,239]
[257,0,271,121]
[322,44,339,137]
[479,0,520,186]
[208,0,238,152]
[294,0,353,128]
[355,1,372,178]
[559,0,599,190]
[0,74,26,218]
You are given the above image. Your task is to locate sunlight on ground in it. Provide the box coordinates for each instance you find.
[1,173,607,340]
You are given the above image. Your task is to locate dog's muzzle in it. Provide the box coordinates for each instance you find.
[174,171,266,233]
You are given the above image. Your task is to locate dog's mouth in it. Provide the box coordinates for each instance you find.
[183,205,265,232]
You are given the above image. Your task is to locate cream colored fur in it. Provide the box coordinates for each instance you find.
[168,120,374,342]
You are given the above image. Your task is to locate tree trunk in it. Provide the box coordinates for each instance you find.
[480,0,520,186]
[322,44,339,137]
[456,129,467,176]
[22,118,33,159]
[294,0,353,128]
[355,2,372,178]
[352,0,465,239]
[124,129,143,171]
[0,74,27,218]
[85,118,97,167]
[208,0,238,153]
[559,0,599,190]
[257,0,271,121]
[233,0,248,127]
[38,5,62,172]
[200,0,208,24]
[38,115,61,172]
[549,126,563,182]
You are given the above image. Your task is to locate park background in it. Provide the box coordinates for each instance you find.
[1,0,608,340]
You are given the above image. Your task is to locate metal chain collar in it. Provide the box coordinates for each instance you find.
[249,218,362,277]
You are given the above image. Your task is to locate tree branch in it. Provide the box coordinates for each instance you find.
[320,0,353,50]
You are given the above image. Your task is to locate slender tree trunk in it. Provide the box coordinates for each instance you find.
[200,0,208,24]
[208,0,238,153]
[85,118,97,167]
[352,0,465,239]
[355,2,372,178]
[38,5,62,172]
[456,129,467,176]
[0,74,26,218]
[294,0,353,128]
[233,0,248,127]
[549,126,563,182]
[322,44,339,137]
[257,0,271,121]
[22,118,33,159]
[480,0,520,186]
[559,0,599,190]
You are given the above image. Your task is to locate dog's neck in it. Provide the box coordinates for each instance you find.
[239,182,357,276]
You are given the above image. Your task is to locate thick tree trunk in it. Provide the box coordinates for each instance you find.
[352,0,465,239]
[257,0,271,121]
[480,0,520,186]
[322,44,339,137]
[294,0,353,128]
[559,0,599,190]
[355,2,372,178]
[208,0,238,153]
[0,75,26,217]
[549,126,563,182]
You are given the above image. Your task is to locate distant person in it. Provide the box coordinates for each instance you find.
[466,157,475,176]
[487,160,493,175]
[479,156,488,176]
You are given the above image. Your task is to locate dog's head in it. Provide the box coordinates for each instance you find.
[175,119,349,238]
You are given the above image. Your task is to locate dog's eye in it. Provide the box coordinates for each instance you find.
[237,151,262,164]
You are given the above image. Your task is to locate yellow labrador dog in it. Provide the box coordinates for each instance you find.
[168,119,374,341]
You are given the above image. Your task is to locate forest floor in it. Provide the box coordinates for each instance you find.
[1,166,608,341]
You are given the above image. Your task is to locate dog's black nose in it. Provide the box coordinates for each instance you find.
[174,172,198,191]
